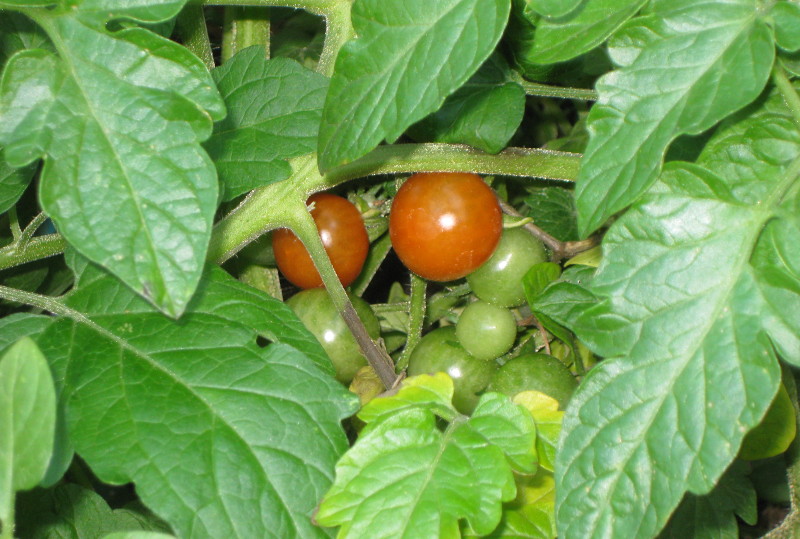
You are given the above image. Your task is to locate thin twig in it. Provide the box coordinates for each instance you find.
[498,199,599,261]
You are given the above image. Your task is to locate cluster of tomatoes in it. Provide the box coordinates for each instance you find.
[274,172,577,411]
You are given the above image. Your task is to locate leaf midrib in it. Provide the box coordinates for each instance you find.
[58,306,323,536]
[573,197,772,536]
[45,15,173,309]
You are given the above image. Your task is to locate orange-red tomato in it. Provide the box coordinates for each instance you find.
[389,172,502,281]
[272,193,369,289]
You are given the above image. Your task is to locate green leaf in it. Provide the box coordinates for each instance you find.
[0,313,53,352]
[659,461,757,538]
[72,0,187,24]
[739,383,796,460]
[528,0,647,64]
[698,94,800,365]
[564,246,601,267]
[557,161,788,537]
[530,267,627,356]
[407,53,525,154]
[33,265,358,538]
[358,372,458,425]
[522,262,562,301]
[574,0,774,236]
[0,11,52,68]
[0,338,56,524]
[104,534,175,539]
[0,5,226,317]
[16,484,171,539]
[0,313,71,488]
[752,213,800,365]
[65,250,334,374]
[0,155,36,213]
[771,1,800,52]
[514,391,563,472]
[317,391,536,538]
[523,187,579,242]
[472,470,556,539]
[206,48,328,200]
[526,0,582,18]
[317,0,511,171]
[0,1,54,7]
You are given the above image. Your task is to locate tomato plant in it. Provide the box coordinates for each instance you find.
[1,1,799,538]
[388,172,503,282]
[286,288,381,384]
[455,300,517,361]
[272,193,369,289]
[466,227,547,307]
[406,326,497,414]
[489,354,578,410]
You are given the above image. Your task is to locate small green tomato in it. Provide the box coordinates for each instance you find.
[287,289,380,384]
[466,227,547,307]
[456,301,517,361]
[407,327,497,414]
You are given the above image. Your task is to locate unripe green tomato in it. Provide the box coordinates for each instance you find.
[456,301,517,361]
[286,289,380,384]
[489,353,577,409]
[466,228,547,307]
[407,327,497,414]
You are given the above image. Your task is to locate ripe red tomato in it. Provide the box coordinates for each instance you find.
[272,193,369,289]
[389,172,502,281]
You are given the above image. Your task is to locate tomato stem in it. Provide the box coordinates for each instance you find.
[774,64,800,129]
[395,273,426,372]
[497,199,599,261]
[200,0,352,77]
[326,143,581,186]
[221,6,271,63]
[510,72,598,101]
[350,233,392,297]
[288,204,399,389]
[0,234,67,272]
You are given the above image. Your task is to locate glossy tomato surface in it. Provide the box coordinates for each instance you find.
[273,193,369,289]
[456,300,517,361]
[389,172,502,282]
[407,326,497,414]
[287,288,381,384]
[466,227,547,307]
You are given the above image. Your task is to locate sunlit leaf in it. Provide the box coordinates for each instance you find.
[318,0,510,171]
[33,264,358,538]
[574,0,774,235]
[0,3,225,316]
[0,338,55,524]
[206,48,328,200]
[317,391,536,538]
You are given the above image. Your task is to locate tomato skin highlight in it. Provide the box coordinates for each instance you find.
[389,172,503,282]
[272,193,369,289]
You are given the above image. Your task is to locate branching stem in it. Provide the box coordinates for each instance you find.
[498,199,598,261]
[287,202,399,389]
[395,273,426,372]
[510,73,598,101]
